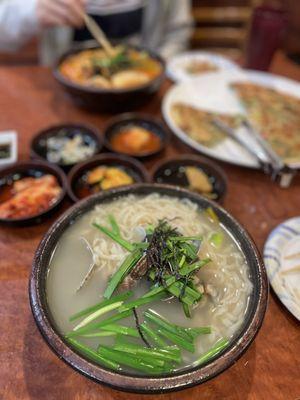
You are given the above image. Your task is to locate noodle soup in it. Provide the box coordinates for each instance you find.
[47,194,252,375]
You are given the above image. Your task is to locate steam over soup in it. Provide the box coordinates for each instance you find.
[47,194,252,375]
[59,47,162,90]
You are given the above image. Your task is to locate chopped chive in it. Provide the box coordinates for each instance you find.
[179,255,186,268]
[143,276,176,298]
[179,258,211,276]
[108,214,120,235]
[169,236,202,242]
[113,343,181,364]
[79,331,116,338]
[67,337,120,371]
[166,280,202,306]
[118,292,165,312]
[100,324,139,337]
[133,242,149,250]
[186,327,212,338]
[157,327,195,353]
[183,303,191,318]
[69,291,133,322]
[209,232,223,247]
[112,344,166,367]
[206,207,219,223]
[162,346,181,357]
[144,310,193,342]
[144,276,201,306]
[73,300,124,331]
[194,338,229,366]
[140,323,167,347]
[93,222,135,252]
[104,248,142,299]
[66,310,132,337]
[98,346,165,373]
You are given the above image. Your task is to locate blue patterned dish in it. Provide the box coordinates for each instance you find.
[264,217,300,321]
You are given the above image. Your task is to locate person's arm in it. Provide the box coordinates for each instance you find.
[159,0,193,59]
[0,0,85,52]
[0,0,38,52]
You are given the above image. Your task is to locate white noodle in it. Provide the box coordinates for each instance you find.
[79,193,252,341]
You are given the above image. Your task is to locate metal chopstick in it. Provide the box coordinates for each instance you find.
[213,118,296,187]
[242,120,296,187]
[212,118,271,174]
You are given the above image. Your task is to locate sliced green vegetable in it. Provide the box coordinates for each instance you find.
[93,222,135,252]
[157,327,195,353]
[179,258,211,276]
[194,338,229,366]
[166,280,202,306]
[144,310,192,342]
[66,310,132,337]
[145,275,202,306]
[186,326,212,338]
[113,343,181,363]
[73,300,124,331]
[67,338,120,371]
[79,331,116,338]
[169,236,202,242]
[183,303,191,318]
[98,346,167,374]
[104,248,142,299]
[209,232,223,247]
[100,324,139,338]
[108,214,120,235]
[118,292,165,312]
[69,291,133,322]
[140,323,167,348]
[206,207,219,223]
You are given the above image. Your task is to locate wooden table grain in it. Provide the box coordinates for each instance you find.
[0,51,300,400]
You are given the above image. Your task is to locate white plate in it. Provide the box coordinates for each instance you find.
[264,217,300,321]
[162,69,300,169]
[167,51,240,82]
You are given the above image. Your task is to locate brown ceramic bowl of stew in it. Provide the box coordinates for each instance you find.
[0,160,67,226]
[53,44,165,112]
[103,113,170,159]
[67,153,150,202]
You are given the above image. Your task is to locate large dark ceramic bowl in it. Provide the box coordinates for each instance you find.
[29,184,268,393]
[54,44,165,112]
[0,161,67,226]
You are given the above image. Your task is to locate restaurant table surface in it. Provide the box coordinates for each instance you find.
[0,51,300,400]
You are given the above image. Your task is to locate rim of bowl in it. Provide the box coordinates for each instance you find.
[67,153,150,202]
[103,112,171,158]
[150,154,228,202]
[53,44,166,95]
[30,122,103,167]
[0,160,67,225]
[29,183,268,393]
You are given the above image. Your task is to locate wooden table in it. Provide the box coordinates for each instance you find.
[1,51,299,400]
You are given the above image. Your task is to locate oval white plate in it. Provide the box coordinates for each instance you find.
[162,69,300,169]
[167,51,240,82]
[264,217,300,321]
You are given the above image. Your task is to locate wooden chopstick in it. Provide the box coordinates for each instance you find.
[82,13,115,57]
